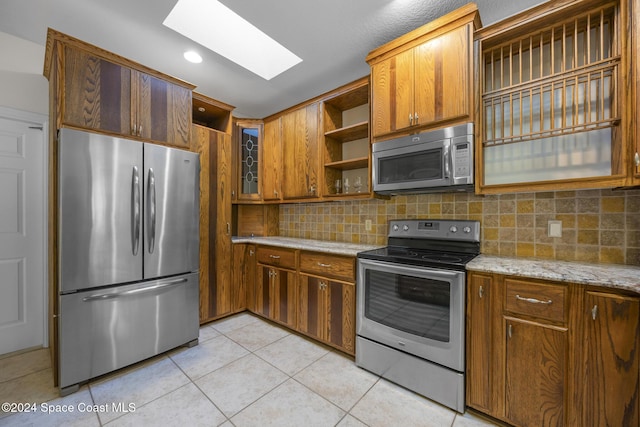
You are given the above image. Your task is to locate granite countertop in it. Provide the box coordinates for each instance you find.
[231,236,381,257]
[468,254,640,295]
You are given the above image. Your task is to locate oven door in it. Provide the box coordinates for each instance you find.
[357,258,465,372]
[372,138,451,194]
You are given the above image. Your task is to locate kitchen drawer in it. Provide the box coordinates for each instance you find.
[256,246,296,269]
[504,278,567,323]
[300,251,355,282]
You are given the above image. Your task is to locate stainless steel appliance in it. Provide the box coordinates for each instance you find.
[356,219,480,413]
[57,128,200,395]
[372,123,474,194]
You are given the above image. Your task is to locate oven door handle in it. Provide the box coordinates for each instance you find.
[358,258,463,279]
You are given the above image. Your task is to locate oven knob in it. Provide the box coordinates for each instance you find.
[449,225,458,233]
[392,225,399,231]
[403,225,409,231]
[463,226,472,233]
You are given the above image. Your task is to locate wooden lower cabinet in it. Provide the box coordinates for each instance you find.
[504,318,567,426]
[231,244,255,313]
[255,265,297,329]
[582,291,639,427]
[298,274,355,355]
[466,272,640,427]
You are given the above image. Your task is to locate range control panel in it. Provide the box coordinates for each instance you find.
[388,219,480,243]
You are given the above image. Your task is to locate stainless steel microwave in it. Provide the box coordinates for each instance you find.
[372,123,474,194]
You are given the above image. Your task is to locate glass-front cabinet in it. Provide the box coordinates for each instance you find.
[475,1,634,193]
[233,120,263,201]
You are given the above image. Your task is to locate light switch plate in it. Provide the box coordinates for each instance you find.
[548,220,562,238]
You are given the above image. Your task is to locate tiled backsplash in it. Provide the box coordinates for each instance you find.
[279,189,640,266]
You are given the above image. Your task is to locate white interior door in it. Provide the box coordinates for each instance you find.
[0,108,46,355]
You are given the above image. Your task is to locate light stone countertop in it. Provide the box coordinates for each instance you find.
[231,236,381,257]
[468,254,640,295]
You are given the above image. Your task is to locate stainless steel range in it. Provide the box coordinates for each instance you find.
[356,219,480,413]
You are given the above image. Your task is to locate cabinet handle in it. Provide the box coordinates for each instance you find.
[635,152,640,167]
[138,125,142,136]
[319,281,327,290]
[309,184,316,195]
[414,112,419,125]
[591,304,598,320]
[269,255,281,259]
[515,294,552,305]
[508,324,513,339]
[132,124,137,135]
[274,190,278,197]
[409,113,413,125]
[226,222,230,235]
[232,190,236,198]
[249,249,254,256]
[317,262,332,268]
[478,285,484,298]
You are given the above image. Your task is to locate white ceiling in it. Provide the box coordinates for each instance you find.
[0,0,545,118]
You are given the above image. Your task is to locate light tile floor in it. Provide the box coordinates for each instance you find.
[0,313,500,427]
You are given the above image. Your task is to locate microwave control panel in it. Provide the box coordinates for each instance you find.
[453,142,470,178]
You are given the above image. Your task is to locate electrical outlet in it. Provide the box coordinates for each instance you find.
[548,220,562,238]
[365,219,372,231]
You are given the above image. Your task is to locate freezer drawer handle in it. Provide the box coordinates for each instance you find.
[132,166,141,256]
[148,168,156,254]
[82,278,188,302]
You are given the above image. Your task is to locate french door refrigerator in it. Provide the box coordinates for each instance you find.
[57,128,200,394]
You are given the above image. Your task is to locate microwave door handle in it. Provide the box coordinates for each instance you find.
[443,149,451,179]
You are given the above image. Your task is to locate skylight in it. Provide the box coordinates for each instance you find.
[163,0,302,80]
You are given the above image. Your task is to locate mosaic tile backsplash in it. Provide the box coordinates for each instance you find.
[279,189,640,266]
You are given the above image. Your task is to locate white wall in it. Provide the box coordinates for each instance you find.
[0,31,48,115]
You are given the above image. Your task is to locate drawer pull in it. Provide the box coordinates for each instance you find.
[318,262,332,268]
[515,294,552,305]
[508,324,513,339]
[269,255,281,259]
[478,285,484,298]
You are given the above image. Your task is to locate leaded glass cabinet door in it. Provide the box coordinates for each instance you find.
[235,120,263,201]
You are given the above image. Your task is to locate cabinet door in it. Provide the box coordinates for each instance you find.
[298,275,326,342]
[62,46,132,135]
[135,71,191,148]
[272,268,297,328]
[583,292,639,427]
[194,126,232,322]
[414,24,469,126]
[326,279,355,354]
[232,244,255,313]
[235,121,263,201]
[466,273,495,415]
[505,318,567,427]
[282,104,320,199]
[262,118,282,201]
[255,266,273,319]
[370,49,413,138]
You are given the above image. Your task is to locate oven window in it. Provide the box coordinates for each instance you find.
[378,149,443,184]
[364,270,450,342]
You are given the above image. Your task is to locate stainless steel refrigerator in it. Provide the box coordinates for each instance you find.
[57,128,200,394]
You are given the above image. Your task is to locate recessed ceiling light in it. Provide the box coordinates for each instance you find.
[163,0,302,80]
[183,50,203,63]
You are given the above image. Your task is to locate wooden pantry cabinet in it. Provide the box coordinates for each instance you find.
[366,4,479,141]
[466,271,639,426]
[45,29,193,149]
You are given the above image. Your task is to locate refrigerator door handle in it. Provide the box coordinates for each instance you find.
[81,277,188,302]
[132,166,141,256]
[148,167,156,254]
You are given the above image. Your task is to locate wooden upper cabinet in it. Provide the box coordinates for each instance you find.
[45,29,194,148]
[367,4,479,140]
[262,118,282,201]
[282,103,320,199]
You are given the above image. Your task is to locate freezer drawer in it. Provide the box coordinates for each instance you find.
[58,272,199,391]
